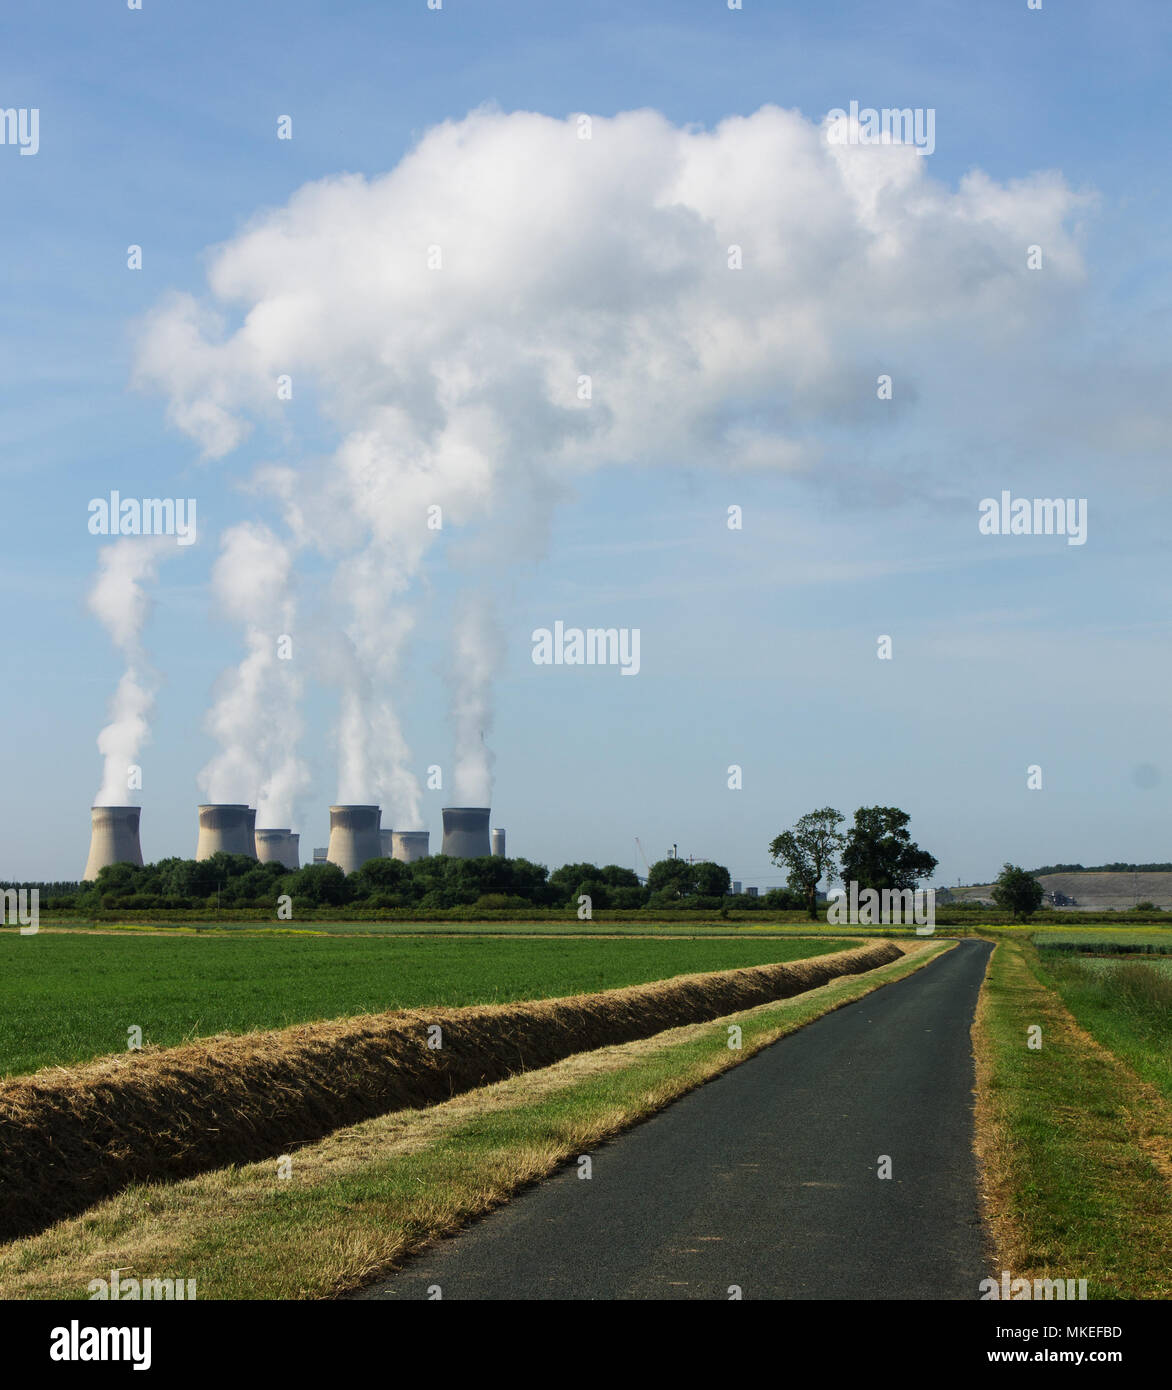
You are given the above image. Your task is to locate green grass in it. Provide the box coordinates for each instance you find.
[1036,951,1172,1103]
[0,932,853,1077]
[974,939,1172,1298]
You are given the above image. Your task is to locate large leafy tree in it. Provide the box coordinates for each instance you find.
[991,863,1044,920]
[769,808,846,920]
[840,806,937,894]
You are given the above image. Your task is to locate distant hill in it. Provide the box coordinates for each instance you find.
[1028,862,1172,876]
[954,871,1172,911]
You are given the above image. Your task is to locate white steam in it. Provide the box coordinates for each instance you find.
[449,592,503,806]
[88,538,170,806]
[199,522,308,828]
[135,105,1089,810]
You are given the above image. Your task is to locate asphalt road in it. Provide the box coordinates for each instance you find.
[357,939,994,1300]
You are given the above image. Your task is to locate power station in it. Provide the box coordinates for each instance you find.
[255,828,300,870]
[196,804,257,860]
[441,807,491,858]
[83,806,144,880]
[82,802,503,878]
[327,805,382,875]
[391,830,430,862]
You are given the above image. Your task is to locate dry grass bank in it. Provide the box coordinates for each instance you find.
[0,939,900,1242]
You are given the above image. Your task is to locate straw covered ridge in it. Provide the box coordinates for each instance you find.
[0,939,900,1241]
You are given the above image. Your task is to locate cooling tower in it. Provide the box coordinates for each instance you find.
[441,807,491,859]
[491,828,506,858]
[196,804,257,860]
[380,829,394,857]
[255,828,300,870]
[327,805,382,875]
[83,805,144,880]
[391,830,430,862]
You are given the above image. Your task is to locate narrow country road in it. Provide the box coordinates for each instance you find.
[357,938,994,1300]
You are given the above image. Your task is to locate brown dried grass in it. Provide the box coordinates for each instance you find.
[0,939,900,1243]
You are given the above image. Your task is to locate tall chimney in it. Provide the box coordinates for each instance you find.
[391,830,430,862]
[83,806,144,880]
[491,828,506,858]
[196,804,257,860]
[255,828,299,870]
[327,805,382,875]
[441,807,491,859]
[379,829,394,857]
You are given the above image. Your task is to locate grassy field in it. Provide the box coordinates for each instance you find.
[0,941,945,1299]
[973,937,1172,1298]
[0,931,853,1077]
[1035,950,1172,1103]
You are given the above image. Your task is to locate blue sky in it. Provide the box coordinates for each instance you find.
[2,0,1170,886]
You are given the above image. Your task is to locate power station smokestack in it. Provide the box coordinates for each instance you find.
[391,830,430,862]
[83,806,144,880]
[196,804,257,860]
[441,807,491,859]
[255,828,300,870]
[491,828,506,858]
[327,805,382,875]
[380,829,394,857]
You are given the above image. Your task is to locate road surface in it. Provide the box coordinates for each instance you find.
[356,938,993,1300]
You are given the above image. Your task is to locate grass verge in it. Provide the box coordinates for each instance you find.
[1036,952,1172,1104]
[0,941,947,1299]
[972,937,1172,1298]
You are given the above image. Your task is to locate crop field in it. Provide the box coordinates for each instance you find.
[0,930,854,1077]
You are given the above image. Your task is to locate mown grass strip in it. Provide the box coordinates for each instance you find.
[0,941,948,1300]
[973,938,1172,1299]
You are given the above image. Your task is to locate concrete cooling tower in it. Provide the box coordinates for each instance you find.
[441,807,491,858]
[491,828,506,857]
[391,830,430,862]
[255,828,300,870]
[379,829,394,857]
[196,804,257,860]
[83,805,144,880]
[327,805,382,875]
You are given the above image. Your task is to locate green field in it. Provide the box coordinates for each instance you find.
[1036,949,1172,1102]
[0,931,853,1078]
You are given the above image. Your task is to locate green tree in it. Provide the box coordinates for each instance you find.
[693,861,731,897]
[769,808,846,920]
[991,863,1044,920]
[646,858,696,898]
[548,862,603,903]
[840,807,937,894]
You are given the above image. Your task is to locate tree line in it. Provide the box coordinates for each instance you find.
[43,853,805,913]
